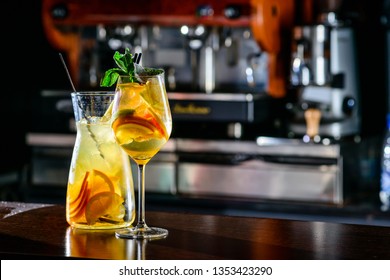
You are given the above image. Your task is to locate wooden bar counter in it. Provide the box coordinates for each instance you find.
[1,201,390,260]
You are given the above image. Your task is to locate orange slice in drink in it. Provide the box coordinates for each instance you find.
[68,171,90,204]
[117,82,146,107]
[142,110,167,139]
[89,169,115,196]
[85,192,125,225]
[112,113,163,143]
[68,172,90,219]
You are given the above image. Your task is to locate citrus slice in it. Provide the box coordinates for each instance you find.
[85,192,125,225]
[89,169,115,196]
[68,171,90,204]
[68,172,90,219]
[118,83,146,102]
[113,115,161,144]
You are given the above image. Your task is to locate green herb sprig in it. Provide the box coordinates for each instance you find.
[100,48,136,87]
[100,48,164,87]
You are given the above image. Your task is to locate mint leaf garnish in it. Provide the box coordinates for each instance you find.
[100,48,136,87]
[100,48,164,87]
[113,48,135,74]
[100,69,121,87]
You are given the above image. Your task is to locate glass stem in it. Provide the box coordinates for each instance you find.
[137,164,147,229]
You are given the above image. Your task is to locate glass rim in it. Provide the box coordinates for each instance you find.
[71,91,115,96]
[118,68,165,78]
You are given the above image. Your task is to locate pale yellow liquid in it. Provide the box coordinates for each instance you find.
[112,82,171,165]
[66,120,135,229]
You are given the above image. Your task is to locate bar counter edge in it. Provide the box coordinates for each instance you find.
[1,201,390,260]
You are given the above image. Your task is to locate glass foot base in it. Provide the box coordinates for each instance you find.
[115,226,168,240]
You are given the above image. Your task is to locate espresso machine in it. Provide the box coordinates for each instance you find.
[41,0,283,140]
[288,11,361,140]
[32,0,363,207]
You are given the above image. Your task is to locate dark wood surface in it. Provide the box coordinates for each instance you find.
[1,201,390,260]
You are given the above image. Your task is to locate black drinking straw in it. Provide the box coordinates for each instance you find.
[135,53,142,64]
[133,53,139,64]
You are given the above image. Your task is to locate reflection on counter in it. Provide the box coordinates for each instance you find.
[66,227,142,259]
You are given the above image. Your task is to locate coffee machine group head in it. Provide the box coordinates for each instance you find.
[288,12,360,140]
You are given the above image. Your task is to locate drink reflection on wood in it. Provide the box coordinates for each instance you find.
[66,227,148,259]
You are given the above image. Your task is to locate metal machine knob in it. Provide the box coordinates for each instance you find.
[224,5,241,19]
[51,3,68,19]
[342,96,356,116]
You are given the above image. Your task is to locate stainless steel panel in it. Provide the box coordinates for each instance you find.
[175,138,343,204]
[177,137,340,157]
[178,159,342,204]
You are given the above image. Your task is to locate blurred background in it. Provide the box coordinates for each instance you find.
[2,0,390,224]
